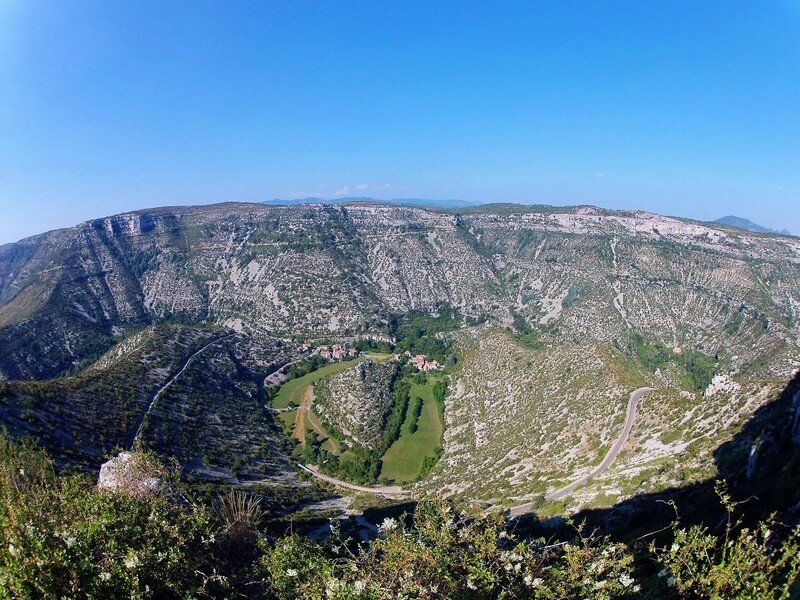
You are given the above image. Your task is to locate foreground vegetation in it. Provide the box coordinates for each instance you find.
[1,433,798,598]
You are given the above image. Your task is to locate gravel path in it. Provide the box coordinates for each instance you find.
[298,464,410,499]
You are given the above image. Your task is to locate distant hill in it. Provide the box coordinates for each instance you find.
[261,196,478,209]
[714,215,791,236]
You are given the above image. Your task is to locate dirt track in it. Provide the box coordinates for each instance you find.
[297,464,410,499]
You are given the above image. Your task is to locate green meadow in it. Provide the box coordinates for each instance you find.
[271,359,361,409]
[380,377,444,483]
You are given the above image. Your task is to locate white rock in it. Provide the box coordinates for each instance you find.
[98,451,163,499]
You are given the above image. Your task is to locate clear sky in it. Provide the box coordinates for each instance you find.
[1,1,799,243]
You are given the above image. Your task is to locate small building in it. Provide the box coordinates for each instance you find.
[411,354,427,369]
[422,359,442,372]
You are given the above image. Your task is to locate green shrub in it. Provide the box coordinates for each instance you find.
[0,435,225,599]
[652,485,800,599]
[262,500,640,599]
[408,396,424,434]
[2,433,799,599]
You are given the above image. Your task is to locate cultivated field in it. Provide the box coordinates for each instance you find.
[381,377,444,483]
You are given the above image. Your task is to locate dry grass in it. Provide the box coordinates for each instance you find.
[216,489,266,556]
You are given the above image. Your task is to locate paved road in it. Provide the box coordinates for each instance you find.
[297,464,410,499]
[129,334,235,448]
[508,386,654,518]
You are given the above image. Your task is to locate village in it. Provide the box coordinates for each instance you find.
[301,342,443,372]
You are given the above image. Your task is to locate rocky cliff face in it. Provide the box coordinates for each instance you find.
[1,201,799,504]
[2,202,797,383]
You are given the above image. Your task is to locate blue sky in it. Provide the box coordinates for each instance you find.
[1,1,798,243]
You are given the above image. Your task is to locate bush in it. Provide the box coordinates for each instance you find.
[0,435,225,598]
[652,485,800,599]
[408,396,424,434]
[2,433,799,599]
[262,500,641,598]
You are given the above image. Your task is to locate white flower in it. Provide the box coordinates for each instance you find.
[466,579,477,590]
[353,580,366,592]
[64,535,77,549]
[670,543,680,552]
[523,574,533,586]
[619,574,634,588]
[286,568,298,578]
[378,517,398,534]
[124,555,139,570]
[532,577,543,588]
[633,584,641,593]
[325,578,342,597]
[18,468,24,476]
[595,580,607,589]
[7,544,19,557]
[99,572,111,582]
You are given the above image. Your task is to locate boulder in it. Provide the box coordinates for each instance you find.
[97,451,163,499]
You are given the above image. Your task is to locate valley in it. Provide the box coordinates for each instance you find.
[1,201,799,519]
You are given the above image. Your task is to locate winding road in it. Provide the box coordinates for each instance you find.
[297,464,410,499]
[508,386,654,518]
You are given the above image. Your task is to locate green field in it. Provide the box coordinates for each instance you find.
[305,408,341,454]
[380,378,444,483]
[271,359,361,409]
[363,352,393,362]
[277,410,296,429]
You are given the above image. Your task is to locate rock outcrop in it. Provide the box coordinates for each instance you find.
[1,202,798,382]
[97,451,163,499]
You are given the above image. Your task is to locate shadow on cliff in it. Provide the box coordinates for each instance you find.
[513,370,800,542]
